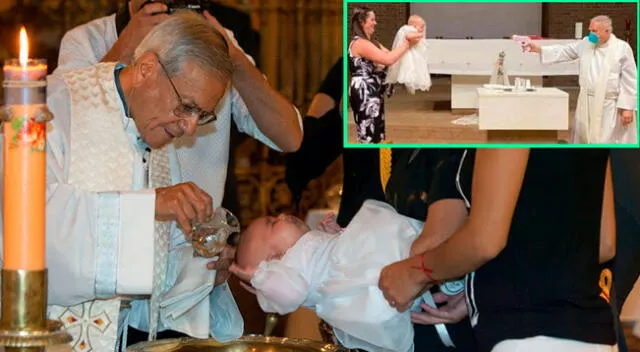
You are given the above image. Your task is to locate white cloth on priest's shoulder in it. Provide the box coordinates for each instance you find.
[250,199,432,352]
[386,25,432,94]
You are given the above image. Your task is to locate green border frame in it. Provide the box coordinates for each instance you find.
[342,0,640,148]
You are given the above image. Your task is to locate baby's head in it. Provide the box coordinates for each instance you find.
[235,214,310,270]
[408,15,426,33]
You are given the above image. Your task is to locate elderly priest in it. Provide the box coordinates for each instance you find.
[526,15,637,144]
[1,11,263,352]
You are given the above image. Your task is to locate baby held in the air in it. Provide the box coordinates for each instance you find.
[230,199,464,352]
[386,15,432,94]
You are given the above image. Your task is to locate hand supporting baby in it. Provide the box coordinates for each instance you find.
[405,31,424,43]
[411,291,468,325]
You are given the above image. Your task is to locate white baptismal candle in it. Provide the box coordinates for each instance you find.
[575,22,583,39]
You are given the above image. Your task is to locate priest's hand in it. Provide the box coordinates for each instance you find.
[379,256,432,312]
[411,291,468,325]
[104,2,169,64]
[154,182,214,235]
[619,109,634,126]
[207,245,235,286]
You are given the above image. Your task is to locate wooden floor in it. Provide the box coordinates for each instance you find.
[347,77,579,145]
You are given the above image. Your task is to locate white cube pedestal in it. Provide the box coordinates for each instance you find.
[452,75,543,111]
[477,87,569,143]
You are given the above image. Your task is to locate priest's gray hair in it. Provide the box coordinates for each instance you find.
[133,10,233,80]
[591,15,613,32]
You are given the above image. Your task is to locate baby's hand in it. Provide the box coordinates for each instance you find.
[230,263,257,283]
[317,213,343,234]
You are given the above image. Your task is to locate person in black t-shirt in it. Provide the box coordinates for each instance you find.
[383,149,478,352]
[379,149,616,352]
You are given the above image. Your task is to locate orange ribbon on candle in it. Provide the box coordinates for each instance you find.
[2,27,48,271]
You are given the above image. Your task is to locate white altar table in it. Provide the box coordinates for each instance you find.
[426,39,579,110]
[477,87,569,142]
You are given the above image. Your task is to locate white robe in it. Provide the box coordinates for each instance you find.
[385,25,432,94]
[44,13,303,349]
[540,34,637,144]
[250,200,462,352]
[0,63,246,351]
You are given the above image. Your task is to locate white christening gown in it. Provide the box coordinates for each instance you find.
[250,199,464,352]
[386,25,432,94]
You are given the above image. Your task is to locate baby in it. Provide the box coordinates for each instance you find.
[386,15,432,94]
[408,14,426,34]
[230,200,463,352]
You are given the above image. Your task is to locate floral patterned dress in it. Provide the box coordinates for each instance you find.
[348,36,390,144]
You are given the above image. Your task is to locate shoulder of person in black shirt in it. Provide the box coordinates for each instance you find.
[385,149,466,221]
[285,56,345,205]
[316,57,343,105]
[285,107,343,204]
[426,149,474,208]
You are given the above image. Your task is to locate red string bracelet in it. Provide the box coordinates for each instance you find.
[410,254,440,284]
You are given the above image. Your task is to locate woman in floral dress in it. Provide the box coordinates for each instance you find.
[348,7,421,143]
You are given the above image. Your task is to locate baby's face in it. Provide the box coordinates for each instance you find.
[408,18,426,33]
[236,214,309,269]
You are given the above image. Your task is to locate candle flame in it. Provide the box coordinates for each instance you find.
[19,26,28,68]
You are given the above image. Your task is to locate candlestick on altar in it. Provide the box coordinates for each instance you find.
[0,26,71,352]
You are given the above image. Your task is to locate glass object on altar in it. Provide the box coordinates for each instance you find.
[489,51,510,86]
[190,207,241,258]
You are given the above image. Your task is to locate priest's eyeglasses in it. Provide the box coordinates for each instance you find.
[156,56,217,126]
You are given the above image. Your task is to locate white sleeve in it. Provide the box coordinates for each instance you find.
[231,89,303,152]
[616,42,637,111]
[540,40,582,64]
[226,24,303,151]
[55,29,103,74]
[250,260,310,315]
[38,79,156,306]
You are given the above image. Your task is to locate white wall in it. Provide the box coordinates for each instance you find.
[409,3,542,39]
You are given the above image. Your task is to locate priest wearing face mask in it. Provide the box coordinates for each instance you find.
[524,15,637,144]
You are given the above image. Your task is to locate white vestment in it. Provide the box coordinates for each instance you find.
[45,13,302,350]
[0,62,247,351]
[250,200,462,352]
[540,34,637,144]
[385,25,432,94]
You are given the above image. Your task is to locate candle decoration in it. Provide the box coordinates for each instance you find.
[0,26,71,352]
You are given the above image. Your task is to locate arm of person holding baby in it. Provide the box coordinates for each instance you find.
[351,35,420,67]
[379,149,530,313]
